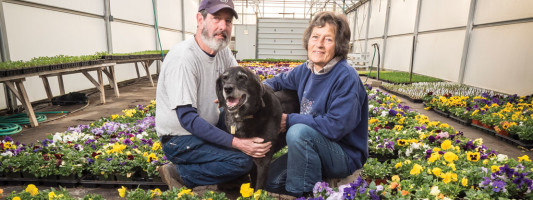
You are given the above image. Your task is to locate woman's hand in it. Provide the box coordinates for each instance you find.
[232,137,272,158]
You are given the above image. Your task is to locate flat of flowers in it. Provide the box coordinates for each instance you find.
[379,87,423,103]
[449,115,472,126]
[493,133,533,149]
[471,123,496,136]
[432,108,449,118]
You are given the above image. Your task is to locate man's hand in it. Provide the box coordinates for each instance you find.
[213,99,221,108]
[280,113,287,133]
[232,137,272,158]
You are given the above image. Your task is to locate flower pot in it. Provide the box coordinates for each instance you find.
[115,173,134,182]
[496,129,508,137]
[39,175,58,187]
[58,174,79,188]
[481,123,493,130]
[365,178,388,186]
[471,119,482,126]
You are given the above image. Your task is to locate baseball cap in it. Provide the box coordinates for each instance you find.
[198,0,239,19]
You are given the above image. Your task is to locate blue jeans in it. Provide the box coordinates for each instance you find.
[162,135,253,188]
[161,110,253,188]
[264,124,353,197]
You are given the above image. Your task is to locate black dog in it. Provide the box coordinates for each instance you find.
[216,66,298,189]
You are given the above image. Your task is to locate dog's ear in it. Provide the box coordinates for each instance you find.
[216,76,226,108]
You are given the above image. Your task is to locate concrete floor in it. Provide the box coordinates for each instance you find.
[1,76,531,199]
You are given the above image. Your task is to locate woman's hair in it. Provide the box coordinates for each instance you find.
[303,11,351,60]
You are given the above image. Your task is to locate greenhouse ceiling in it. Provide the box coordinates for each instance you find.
[232,0,362,19]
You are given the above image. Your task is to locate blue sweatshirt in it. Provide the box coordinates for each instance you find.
[263,59,369,170]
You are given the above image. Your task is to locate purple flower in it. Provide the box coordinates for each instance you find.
[123,138,133,145]
[4,136,13,142]
[480,177,491,188]
[105,158,113,162]
[84,139,96,145]
[388,109,398,117]
[41,139,53,147]
[492,180,506,192]
[428,136,436,143]
[369,189,379,200]
[74,144,83,151]
[91,144,97,150]
[137,104,144,110]
[87,158,94,164]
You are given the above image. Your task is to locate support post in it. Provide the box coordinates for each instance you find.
[458,0,477,84]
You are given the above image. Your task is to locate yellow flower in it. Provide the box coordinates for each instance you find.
[447,163,457,171]
[391,175,401,182]
[432,168,442,177]
[254,189,262,200]
[26,184,39,196]
[518,155,531,162]
[462,177,468,187]
[146,153,158,163]
[49,191,56,200]
[441,140,452,150]
[424,107,431,110]
[483,159,489,165]
[404,160,411,165]
[151,188,162,198]
[444,152,458,163]
[491,165,500,173]
[466,152,480,162]
[410,164,423,175]
[398,117,405,125]
[178,189,193,198]
[118,186,127,198]
[13,197,21,200]
[111,114,119,120]
[240,183,254,198]
[151,100,156,105]
[397,139,408,146]
[395,162,402,169]
[441,172,457,184]
[393,125,403,131]
[152,142,162,151]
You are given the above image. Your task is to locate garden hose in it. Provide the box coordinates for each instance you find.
[0,111,68,135]
[152,0,165,60]
[364,44,379,83]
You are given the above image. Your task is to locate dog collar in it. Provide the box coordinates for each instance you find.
[230,115,254,135]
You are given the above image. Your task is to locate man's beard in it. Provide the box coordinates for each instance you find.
[200,22,230,52]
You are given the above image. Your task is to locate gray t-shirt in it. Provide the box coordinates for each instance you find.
[155,37,237,137]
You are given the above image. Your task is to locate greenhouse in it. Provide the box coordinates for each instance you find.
[0,0,532,199]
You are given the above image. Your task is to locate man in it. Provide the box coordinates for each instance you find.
[156,0,271,189]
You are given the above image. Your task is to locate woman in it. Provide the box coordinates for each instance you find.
[263,11,369,197]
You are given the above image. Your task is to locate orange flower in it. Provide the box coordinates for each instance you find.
[401,190,409,196]
[390,182,399,189]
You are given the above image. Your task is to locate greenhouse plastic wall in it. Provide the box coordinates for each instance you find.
[350,0,533,96]
[0,0,198,110]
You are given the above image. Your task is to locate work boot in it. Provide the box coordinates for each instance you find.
[159,163,185,189]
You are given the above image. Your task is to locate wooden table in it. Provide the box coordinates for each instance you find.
[0,63,116,127]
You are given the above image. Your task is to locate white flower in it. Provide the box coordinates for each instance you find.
[52,133,64,143]
[474,138,483,146]
[326,192,343,200]
[381,111,388,117]
[405,148,412,157]
[497,154,508,162]
[1,151,13,157]
[369,104,374,110]
[430,186,440,196]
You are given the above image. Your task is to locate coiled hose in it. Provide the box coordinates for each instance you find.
[0,111,68,135]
